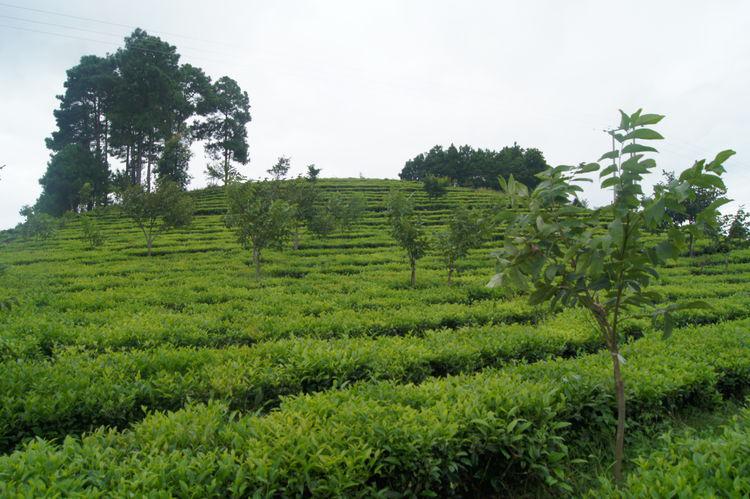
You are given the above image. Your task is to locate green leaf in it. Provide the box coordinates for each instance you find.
[601,177,619,189]
[634,113,665,126]
[618,110,630,130]
[623,128,664,141]
[708,149,735,172]
[599,150,619,161]
[599,164,617,178]
[622,143,658,155]
[578,162,600,174]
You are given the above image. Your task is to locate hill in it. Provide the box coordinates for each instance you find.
[1,179,749,496]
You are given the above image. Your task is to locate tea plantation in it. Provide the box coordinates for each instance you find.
[1,179,749,496]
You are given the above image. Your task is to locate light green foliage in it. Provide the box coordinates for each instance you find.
[1,320,750,496]
[491,108,733,481]
[79,215,104,249]
[435,205,494,283]
[121,181,194,256]
[594,404,750,497]
[0,178,748,495]
[225,180,294,276]
[19,205,57,240]
[386,190,430,286]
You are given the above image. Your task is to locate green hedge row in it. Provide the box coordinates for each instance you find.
[0,309,599,451]
[593,404,750,497]
[0,298,542,361]
[1,319,748,496]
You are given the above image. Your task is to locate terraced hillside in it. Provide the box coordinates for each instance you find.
[1,179,749,496]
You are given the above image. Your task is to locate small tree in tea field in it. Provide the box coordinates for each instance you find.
[423,174,449,198]
[386,191,429,286]
[435,205,494,284]
[225,180,294,277]
[490,108,732,483]
[80,214,105,249]
[121,181,194,256]
[283,178,319,250]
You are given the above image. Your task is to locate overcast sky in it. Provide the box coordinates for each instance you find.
[1,0,748,228]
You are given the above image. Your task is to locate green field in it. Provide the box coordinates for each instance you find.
[1,179,749,496]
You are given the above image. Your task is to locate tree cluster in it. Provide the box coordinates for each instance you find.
[225,164,369,276]
[37,29,251,216]
[400,143,549,190]
[386,192,494,286]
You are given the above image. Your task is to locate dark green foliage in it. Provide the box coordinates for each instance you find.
[225,180,294,276]
[36,144,108,216]
[154,134,192,189]
[400,143,549,189]
[195,76,251,186]
[121,181,194,256]
[267,156,291,181]
[306,164,321,182]
[386,191,429,286]
[38,28,250,208]
[422,174,450,198]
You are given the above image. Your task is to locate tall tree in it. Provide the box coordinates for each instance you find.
[45,54,116,208]
[155,134,192,189]
[195,76,251,186]
[37,144,108,215]
[109,29,184,191]
[400,143,549,189]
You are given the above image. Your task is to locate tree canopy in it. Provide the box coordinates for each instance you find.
[36,28,251,214]
[399,143,549,189]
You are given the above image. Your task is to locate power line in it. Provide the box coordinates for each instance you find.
[0,24,240,68]
[0,13,235,57]
[0,1,233,47]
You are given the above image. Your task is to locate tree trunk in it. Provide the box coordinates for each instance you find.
[611,345,626,484]
[688,232,695,258]
[410,258,416,287]
[252,247,261,277]
[147,237,153,257]
[447,266,454,285]
[293,229,300,251]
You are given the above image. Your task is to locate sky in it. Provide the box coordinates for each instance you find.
[1,0,749,229]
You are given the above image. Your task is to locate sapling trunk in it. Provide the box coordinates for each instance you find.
[147,237,152,257]
[447,266,454,285]
[252,247,261,277]
[610,344,626,484]
[410,257,416,287]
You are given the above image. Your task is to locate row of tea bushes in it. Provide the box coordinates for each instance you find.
[0,310,600,450]
[593,404,750,497]
[1,319,749,496]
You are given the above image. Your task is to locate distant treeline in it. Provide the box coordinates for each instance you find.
[36,29,251,216]
[399,143,549,189]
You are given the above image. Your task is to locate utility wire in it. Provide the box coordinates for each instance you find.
[0,13,231,56]
[0,1,233,47]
